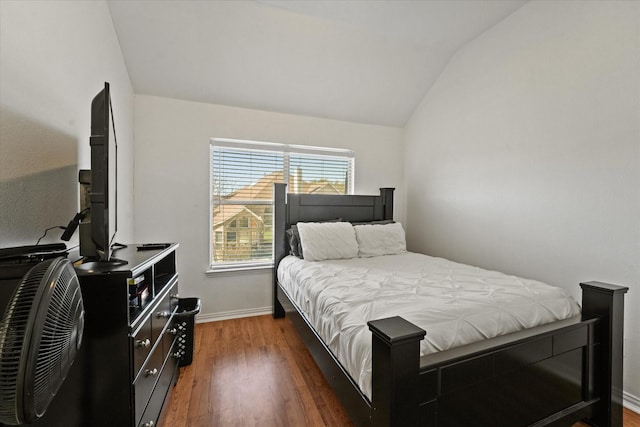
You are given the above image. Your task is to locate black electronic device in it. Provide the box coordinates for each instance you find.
[137,243,171,251]
[86,82,114,261]
[0,244,67,263]
[60,211,86,242]
[63,82,125,265]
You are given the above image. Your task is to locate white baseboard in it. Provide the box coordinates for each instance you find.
[625,391,640,414]
[195,306,272,324]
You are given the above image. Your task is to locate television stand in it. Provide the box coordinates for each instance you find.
[75,257,128,272]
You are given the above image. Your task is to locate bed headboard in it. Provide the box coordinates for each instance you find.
[272,183,395,272]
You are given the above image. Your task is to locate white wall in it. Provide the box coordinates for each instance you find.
[133,95,404,320]
[405,0,639,406]
[0,0,134,247]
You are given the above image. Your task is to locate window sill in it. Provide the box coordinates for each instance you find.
[206,261,274,276]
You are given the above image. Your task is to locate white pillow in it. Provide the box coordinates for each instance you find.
[296,222,359,261]
[354,222,407,257]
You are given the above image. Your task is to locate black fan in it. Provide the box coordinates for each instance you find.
[0,257,84,425]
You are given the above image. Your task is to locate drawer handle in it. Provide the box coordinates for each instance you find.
[156,311,171,319]
[143,421,155,427]
[136,338,151,349]
[145,368,159,377]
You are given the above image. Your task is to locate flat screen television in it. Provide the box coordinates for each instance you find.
[63,82,123,264]
[88,82,114,261]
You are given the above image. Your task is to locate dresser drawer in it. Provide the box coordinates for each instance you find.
[151,279,179,343]
[162,320,178,357]
[131,315,153,376]
[133,344,164,425]
[137,340,180,427]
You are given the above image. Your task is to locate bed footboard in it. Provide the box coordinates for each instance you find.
[367,281,627,427]
[368,317,426,426]
[581,281,628,427]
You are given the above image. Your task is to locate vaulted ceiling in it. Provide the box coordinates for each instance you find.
[107,0,527,127]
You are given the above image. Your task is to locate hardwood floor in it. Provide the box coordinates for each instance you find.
[163,315,639,427]
[163,315,352,427]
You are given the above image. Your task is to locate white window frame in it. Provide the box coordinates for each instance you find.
[208,138,354,273]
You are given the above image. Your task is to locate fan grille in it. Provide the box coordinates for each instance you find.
[0,261,48,423]
[0,257,84,425]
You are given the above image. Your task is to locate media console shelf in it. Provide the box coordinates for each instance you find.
[29,243,181,427]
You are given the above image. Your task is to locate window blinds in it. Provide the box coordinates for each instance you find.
[210,138,354,267]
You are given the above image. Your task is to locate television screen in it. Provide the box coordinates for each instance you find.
[86,82,117,261]
[61,82,122,264]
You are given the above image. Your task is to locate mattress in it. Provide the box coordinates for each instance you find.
[277,252,581,400]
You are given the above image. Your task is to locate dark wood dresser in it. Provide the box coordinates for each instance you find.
[27,243,181,427]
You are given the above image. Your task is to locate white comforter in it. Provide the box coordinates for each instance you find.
[277,252,581,400]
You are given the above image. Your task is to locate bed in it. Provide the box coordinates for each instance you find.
[271,183,628,427]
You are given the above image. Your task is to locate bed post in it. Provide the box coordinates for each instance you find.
[368,316,426,427]
[273,183,287,318]
[379,188,395,220]
[580,281,628,427]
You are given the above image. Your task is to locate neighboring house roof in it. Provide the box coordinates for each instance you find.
[227,171,284,201]
[214,171,344,227]
[303,181,344,194]
[212,205,264,229]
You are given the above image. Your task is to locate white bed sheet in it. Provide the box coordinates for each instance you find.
[277,252,581,400]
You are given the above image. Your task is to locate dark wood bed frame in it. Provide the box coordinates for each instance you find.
[271,183,628,427]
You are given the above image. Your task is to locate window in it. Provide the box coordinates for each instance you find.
[210,138,354,270]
